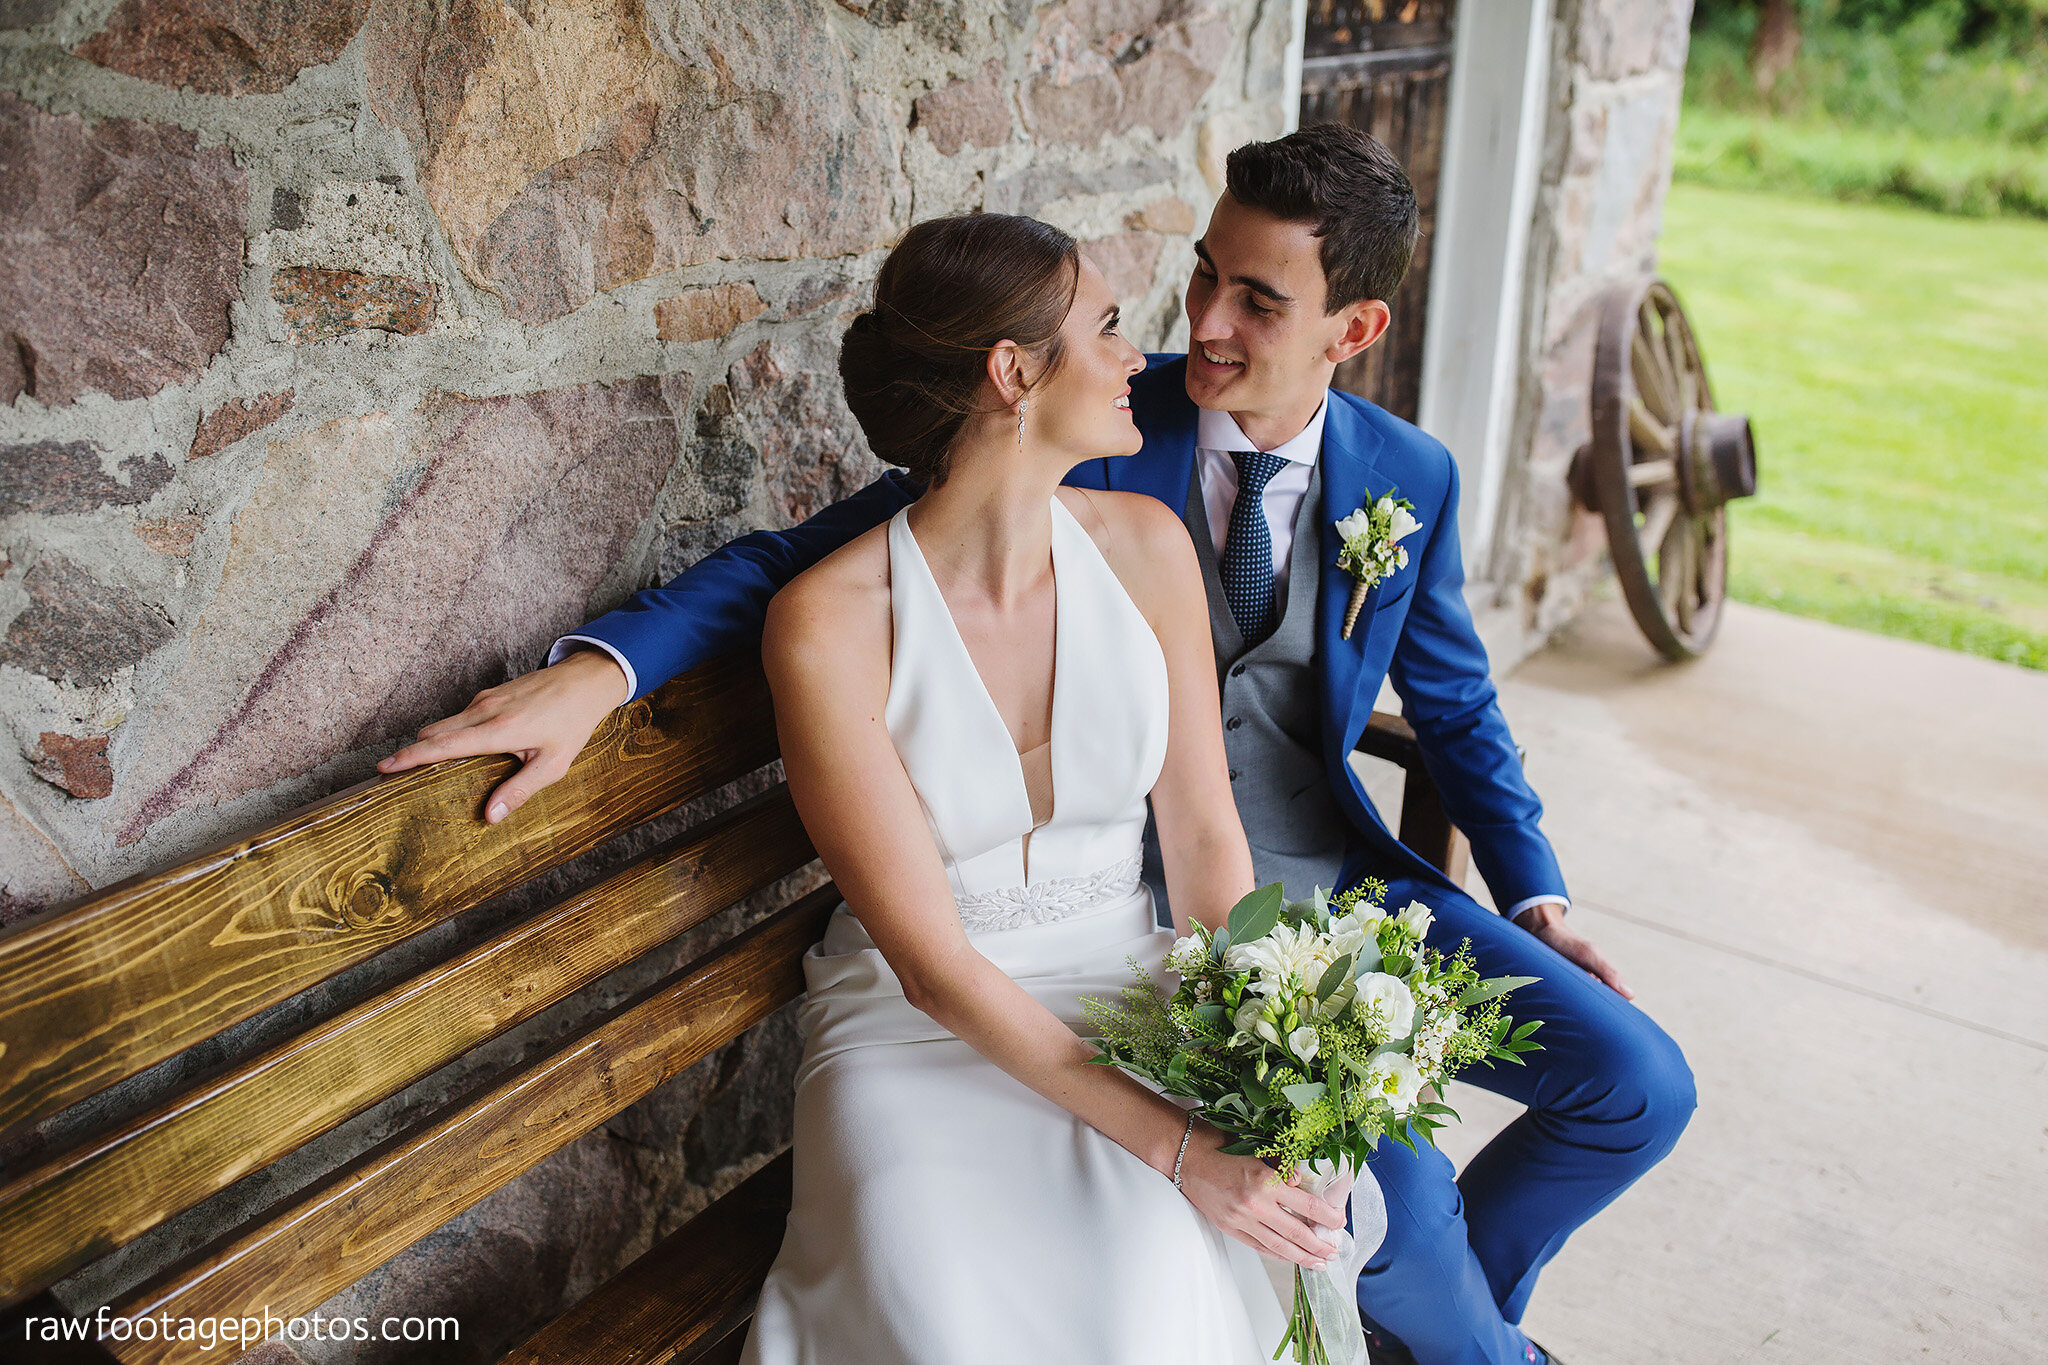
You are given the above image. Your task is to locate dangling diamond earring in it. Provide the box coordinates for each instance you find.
[1016,398,1028,452]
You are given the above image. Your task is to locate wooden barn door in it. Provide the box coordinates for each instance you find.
[1298,0,1458,422]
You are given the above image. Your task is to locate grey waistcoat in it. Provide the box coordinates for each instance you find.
[1145,462,1356,920]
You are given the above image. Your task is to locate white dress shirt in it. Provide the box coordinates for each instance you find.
[1193,395,1566,923]
[1194,399,1326,592]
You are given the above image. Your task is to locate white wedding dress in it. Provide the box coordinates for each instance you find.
[740,499,1295,1364]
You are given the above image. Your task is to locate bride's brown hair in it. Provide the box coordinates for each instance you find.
[840,214,1081,489]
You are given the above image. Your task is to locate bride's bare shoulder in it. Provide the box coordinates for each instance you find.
[763,523,892,680]
[1058,487,1198,602]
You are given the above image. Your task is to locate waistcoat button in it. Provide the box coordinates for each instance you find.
[1226,716,1242,730]
[1230,663,1246,677]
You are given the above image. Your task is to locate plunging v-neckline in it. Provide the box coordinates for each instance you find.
[897,500,1066,877]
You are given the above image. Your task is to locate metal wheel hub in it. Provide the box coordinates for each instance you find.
[1680,409,1758,515]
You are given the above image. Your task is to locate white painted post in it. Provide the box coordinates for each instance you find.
[1416,0,1554,573]
[1280,0,1309,135]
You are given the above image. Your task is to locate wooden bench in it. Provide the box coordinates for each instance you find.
[0,652,1461,1365]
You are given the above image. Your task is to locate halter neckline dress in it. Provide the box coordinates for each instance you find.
[739,498,1292,1364]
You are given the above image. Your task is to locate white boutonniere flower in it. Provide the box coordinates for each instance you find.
[1334,490,1424,639]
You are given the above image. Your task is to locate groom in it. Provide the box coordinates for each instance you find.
[385,125,1693,1365]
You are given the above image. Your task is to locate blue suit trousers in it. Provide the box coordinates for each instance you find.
[1354,875,1696,1364]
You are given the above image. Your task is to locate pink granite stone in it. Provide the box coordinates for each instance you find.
[0,94,245,407]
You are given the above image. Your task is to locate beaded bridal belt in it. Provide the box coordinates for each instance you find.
[953,853,1146,933]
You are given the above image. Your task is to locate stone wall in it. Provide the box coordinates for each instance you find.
[0,0,1294,916]
[0,0,1292,1358]
[1475,0,1693,658]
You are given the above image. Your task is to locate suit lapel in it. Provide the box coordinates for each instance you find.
[1316,396,1392,754]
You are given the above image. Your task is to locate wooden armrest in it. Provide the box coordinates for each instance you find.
[1356,710,1421,767]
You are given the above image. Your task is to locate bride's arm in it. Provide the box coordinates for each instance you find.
[1081,492,1255,938]
[763,557,1340,1270]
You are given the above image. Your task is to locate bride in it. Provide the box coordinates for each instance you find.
[742,212,1355,1364]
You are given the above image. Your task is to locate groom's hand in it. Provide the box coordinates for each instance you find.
[1514,902,1635,1000]
[377,648,630,823]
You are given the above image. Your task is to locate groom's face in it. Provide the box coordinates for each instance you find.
[1182,194,1383,430]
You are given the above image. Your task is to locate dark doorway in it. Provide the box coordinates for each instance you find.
[1298,0,1458,422]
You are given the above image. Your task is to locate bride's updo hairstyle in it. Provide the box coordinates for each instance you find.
[840,213,1081,489]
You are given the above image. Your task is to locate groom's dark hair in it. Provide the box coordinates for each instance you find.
[1225,124,1419,313]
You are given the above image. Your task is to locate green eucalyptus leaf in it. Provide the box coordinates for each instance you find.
[1316,955,1352,1002]
[1218,1137,1265,1156]
[1280,1081,1327,1111]
[1226,883,1285,943]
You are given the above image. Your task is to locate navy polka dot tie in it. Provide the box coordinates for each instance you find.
[1221,450,1289,646]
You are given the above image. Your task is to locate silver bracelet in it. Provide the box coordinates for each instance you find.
[1170,1113,1196,1189]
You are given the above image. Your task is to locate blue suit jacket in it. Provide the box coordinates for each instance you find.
[575,355,1567,908]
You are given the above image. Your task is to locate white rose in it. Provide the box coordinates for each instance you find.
[1389,506,1422,542]
[1332,904,1385,934]
[1165,935,1206,974]
[1397,901,1434,940]
[1234,998,1267,1037]
[1364,1052,1424,1114]
[1353,972,1417,1039]
[1289,1025,1320,1064]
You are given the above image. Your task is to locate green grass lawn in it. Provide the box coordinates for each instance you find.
[1657,182,2048,670]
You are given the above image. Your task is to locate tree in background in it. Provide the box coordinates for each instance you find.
[1680,0,2048,218]
[1692,0,2048,104]
[1696,0,2048,95]
[1751,0,1801,93]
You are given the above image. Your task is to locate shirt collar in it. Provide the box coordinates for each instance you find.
[1195,395,1328,467]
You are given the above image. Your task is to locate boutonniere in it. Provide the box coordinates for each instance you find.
[1335,493,1423,639]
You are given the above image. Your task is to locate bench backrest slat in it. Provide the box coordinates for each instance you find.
[0,653,777,1139]
[102,885,837,1365]
[0,787,811,1304]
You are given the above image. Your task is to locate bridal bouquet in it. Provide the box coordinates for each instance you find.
[1083,878,1542,1365]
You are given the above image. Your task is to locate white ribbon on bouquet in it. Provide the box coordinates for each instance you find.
[1262,1157,1388,1365]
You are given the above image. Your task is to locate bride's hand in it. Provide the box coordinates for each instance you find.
[1175,1122,1347,1270]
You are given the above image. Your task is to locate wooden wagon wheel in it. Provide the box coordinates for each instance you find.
[1572,276,1758,661]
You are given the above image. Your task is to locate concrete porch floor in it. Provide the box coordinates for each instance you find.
[1423,595,2048,1364]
